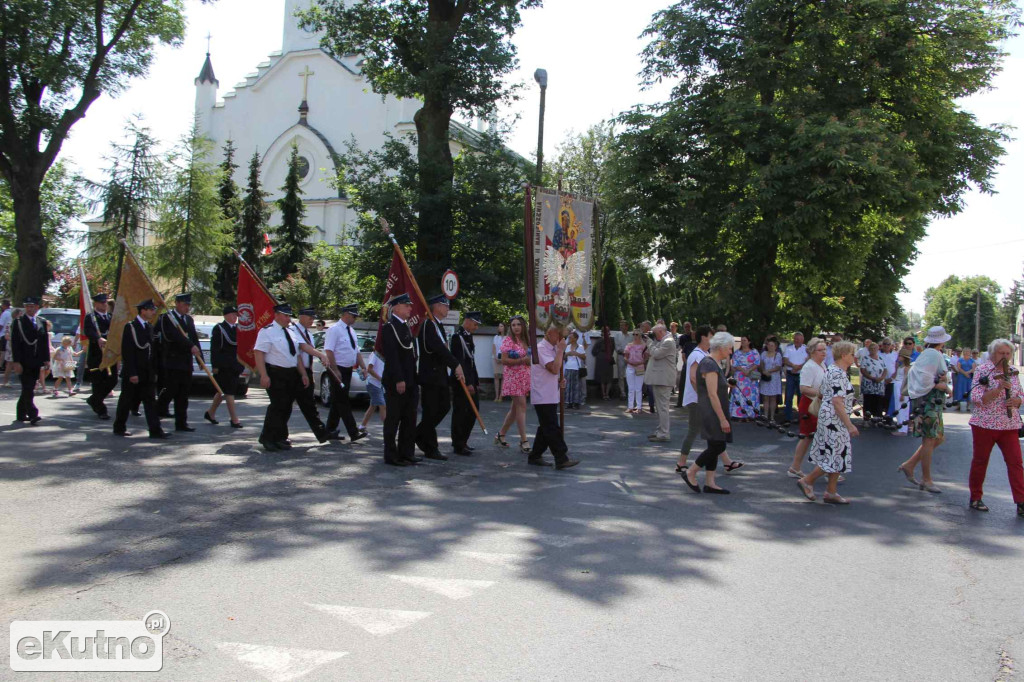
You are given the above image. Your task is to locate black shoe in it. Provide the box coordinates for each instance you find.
[230,421,243,428]
[453,448,473,456]
[404,456,423,464]
[260,440,280,451]
[98,413,110,420]
[386,459,409,467]
[682,471,701,493]
[113,430,131,437]
[527,458,552,467]
[463,445,476,453]
[204,411,219,425]
[358,427,369,437]
[350,432,368,443]
[149,431,171,439]
[176,425,196,432]
[132,410,141,417]
[1018,503,1024,517]
[326,429,343,440]
[424,452,448,461]
[159,412,172,419]
[702,485,730,495]
[28,416,42,426]
[277,441,292,450]
[555,459,580,470]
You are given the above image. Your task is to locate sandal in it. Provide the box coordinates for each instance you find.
[494,433,509,447]
[520,440,531,453]
[897,464,919,486]
[674,462,688,473]
[786,468,804,479]
[796,479,816,501]
[969,499,989,512]
[824,493,850,505]
[724,461,744,473]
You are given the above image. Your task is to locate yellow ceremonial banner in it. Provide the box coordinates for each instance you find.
[99,246,166,371]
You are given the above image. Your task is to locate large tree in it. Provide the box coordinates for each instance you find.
[924,275,1001,349]
[612,0,1017,336]
[0,0,190,300]
[151,123,230,310]
[0,159,83,298]
[214,139,243,303]
[599,258,622,328]
[85,117,162,292]
[300,0,540,285]
[239,150,271,276]
[267,145,313,285]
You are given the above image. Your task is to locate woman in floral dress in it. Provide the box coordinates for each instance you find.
[729,336,760,420]
[496,316,533,452]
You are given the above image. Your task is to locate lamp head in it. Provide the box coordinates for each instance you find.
[534,68,548,88]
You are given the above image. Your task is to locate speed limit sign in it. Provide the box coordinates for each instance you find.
[442,269,459,300]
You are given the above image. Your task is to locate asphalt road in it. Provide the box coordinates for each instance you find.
[1,385,1022,681]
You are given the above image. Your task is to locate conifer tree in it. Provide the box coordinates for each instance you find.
[601,259,622,328]
[214,140,243,302]
[239,150,271,276]
[268,145,313,284]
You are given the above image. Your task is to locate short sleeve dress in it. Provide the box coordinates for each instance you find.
[500,336,531,397]
[809,364,854,473]
[729,348,761,418]
[859,356,887,396]
[697,356,733,443]
[759,351,782,397]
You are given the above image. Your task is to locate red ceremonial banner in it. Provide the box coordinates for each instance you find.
[236,262,276,370]
[374,245,427,353]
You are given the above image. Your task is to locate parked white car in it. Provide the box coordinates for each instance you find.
[311,330,376,406]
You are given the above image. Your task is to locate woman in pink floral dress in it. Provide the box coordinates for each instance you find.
[496,316,532,451]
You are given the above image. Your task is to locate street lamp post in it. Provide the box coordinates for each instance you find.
[534,68,547,186]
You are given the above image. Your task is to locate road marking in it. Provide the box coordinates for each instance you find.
[307,603,432,636]
[456,550,543,567]
[217,642,348,682]
[386,575,495,600]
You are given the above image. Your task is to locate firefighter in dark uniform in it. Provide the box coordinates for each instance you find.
[380,293,421,466]
[156,293,202,431]
[112,299,169,438]
[10,296,49,425]
[450,311,482,455]
[252,304,331,451]
[204,305,244,428]
[83,292,117,419]
[415,294,465,460]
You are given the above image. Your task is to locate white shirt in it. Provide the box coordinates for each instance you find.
[0,308,12,336]
[564,342,585,371]
[683,347,708,407]
[292,323,316,369]
[800,360,826,391]
[879,350,898,379]
[492,334,504,358]
[783,344,808,373]
[254,321,302,368]
[324,319,360,367]
[366,351,385,388]
[824,346,834,367]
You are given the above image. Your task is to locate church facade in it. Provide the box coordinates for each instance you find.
[194,0,486,248]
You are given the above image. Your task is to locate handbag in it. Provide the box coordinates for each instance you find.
[807,395,821,417]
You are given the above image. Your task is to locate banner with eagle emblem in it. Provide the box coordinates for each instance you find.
[531,188,596,331]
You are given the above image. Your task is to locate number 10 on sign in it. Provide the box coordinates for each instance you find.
[442,270,459,300]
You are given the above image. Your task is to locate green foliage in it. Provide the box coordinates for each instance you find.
[337,131,530,324]
[271,241,370,318]
[151,123,231,312]
[214,140,244,303]
[0,159,84,298]
[999,269,1024,338]
[627,271,649,324]
[239,150,271,277]
[612,0,1018,337]
[85,117,163,292]
[0,0,190,300]
[300,0,540,286]
[924,275,1001,349]
[618,262,633,329]
[600,259,622,328]
[643,272,657,322]
[267,145,313,284]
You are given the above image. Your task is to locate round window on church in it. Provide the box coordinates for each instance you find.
[296,155,311,179]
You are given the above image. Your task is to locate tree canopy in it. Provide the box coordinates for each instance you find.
[924,275,1001,349]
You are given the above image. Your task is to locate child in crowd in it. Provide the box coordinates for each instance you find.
[360,350,386,432]
[50,335,82,397]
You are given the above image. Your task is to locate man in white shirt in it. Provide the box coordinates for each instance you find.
[782,332,808,423]
[324,304,368,443]
[855,338,872,366]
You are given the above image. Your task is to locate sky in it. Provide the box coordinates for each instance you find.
[57,0,1024,317]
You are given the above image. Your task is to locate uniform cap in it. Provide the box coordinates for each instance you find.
[341,304,361,317]
[136,299,157,311]
[299,307,316,317]
[387,293,411,306]
[91,293,108,303]
[22,295,41,305]
[465,311,483,323]
[427,293,448,306]
[174,293,192,303]
[222,305,238,315]
[273,303,293,315]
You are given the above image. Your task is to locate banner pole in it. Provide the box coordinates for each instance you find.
[378,218,487,435]
[523,185,539,363]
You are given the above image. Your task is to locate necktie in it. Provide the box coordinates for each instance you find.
[283,326,295,356]
[347,325,356,350]
[301,327,312,368]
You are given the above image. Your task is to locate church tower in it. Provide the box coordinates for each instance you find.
[282,0,324,54]
[194,51,218,134]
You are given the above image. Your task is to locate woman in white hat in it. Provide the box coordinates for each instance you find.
[897,326,953,493]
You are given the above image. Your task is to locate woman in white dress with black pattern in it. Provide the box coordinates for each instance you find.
[796,341,860,504]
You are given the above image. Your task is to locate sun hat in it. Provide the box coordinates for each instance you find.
[923,326,951,345]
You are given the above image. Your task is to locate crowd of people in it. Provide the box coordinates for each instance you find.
[2,294,1022,516]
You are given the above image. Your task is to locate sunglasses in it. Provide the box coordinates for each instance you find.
[903,341,913,345]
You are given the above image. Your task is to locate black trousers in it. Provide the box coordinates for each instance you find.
[416,383,451,455]
[384,383,419,463]
[531,403,568,465]
[157,368,193,428]
[326,367,358,437]
[87,365,118,416]
[695,439,727,471]
[863,393,887,420]
[16,366,41,421]
[261,365,302,444]
[450,383,479,450]
[296,364,328,442]
[113,374,161,435]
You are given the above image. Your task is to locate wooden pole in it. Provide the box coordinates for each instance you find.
[523,185,539,363]
[378,218,487,434]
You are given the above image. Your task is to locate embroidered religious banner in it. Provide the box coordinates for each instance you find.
[374,245,428,353]
[99,246,165,371]
[532,188,596,331]
[236,260,276,370]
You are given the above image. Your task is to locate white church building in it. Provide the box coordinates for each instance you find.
[194,0,488,248]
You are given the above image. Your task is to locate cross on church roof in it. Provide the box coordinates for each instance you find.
[205,31,212,54]
[298,65,315,102]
